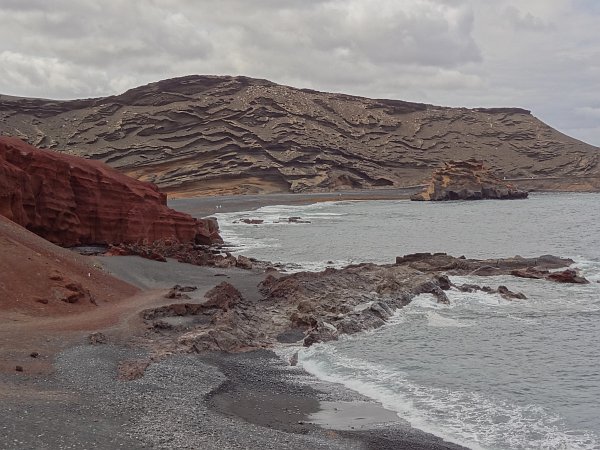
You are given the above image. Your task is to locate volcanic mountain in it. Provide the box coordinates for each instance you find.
[1,75,598,195]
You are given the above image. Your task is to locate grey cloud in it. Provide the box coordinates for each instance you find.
[0,0,598,146]
[503,6,553,31]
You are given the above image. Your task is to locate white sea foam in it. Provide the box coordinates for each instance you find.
[404,293,455,310]
[424,311,470,328]
[298,344,599,450]
[446,288,514,308]
[572,257,600,283]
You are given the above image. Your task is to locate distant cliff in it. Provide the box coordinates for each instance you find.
[1,75,599,195]
[0,136,221,247]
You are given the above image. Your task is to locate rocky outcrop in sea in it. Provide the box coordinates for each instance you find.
[139,252,579,354]
[411,160,529,201]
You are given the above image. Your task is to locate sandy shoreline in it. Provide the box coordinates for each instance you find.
[1,255,467,449]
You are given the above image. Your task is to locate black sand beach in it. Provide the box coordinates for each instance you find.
[169,187,424,217]
[1,196,466,450]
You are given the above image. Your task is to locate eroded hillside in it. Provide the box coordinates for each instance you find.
[1,75,598,195]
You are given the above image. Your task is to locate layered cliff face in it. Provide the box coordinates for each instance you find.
[1,75,599,195]
[411,160,529,201]
[0,137,222,247]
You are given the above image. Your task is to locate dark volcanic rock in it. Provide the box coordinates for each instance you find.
[411,160,529,201]
[1,75,598,195]
[204,282,242,311]
[138,253,577,355]
[0,136,222,247]
[546,269,589,284]
[396,252,573,275]
[497,285,527,300]
[511,268,548,279]
[512,267,589,284]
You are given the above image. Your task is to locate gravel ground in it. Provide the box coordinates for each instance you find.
[1,344,466,449]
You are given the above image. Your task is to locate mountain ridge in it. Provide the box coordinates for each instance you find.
[1,74,598,195]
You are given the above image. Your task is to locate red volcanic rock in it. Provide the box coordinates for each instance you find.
[0,137,222,246]
[411,160,528,201]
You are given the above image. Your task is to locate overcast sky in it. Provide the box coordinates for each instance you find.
[1,0,599,146]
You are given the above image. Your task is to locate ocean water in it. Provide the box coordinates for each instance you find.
[209,193,600,449]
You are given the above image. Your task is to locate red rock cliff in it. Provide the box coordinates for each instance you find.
[0,136,222,246]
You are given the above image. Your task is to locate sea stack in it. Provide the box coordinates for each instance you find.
[411,159,529,201]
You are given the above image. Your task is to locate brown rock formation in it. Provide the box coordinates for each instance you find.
[1,75,599,195]
[411,160,529,201]
[0,136,222,247]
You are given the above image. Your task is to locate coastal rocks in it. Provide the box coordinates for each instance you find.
[259,264,447,346]
[137,252,582,358]
[283,217,311,224]
[395,252,574,276]
[235,255,253,270]
[106,241,254,270]
[455,283,527,300]
[139,263,449,353]
[510,268,547,279]
[239,219,264,225]
[0,136,222,247]
[411,160,528,201]
[498,286,527,300]
[547,269,589,284]
[511,267,589,284]
[204,282,242,311]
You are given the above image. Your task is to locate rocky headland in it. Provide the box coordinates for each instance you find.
[122,251,581,356]
[0,136,221,246]
[1,75,599,196]
[411,160,529,201]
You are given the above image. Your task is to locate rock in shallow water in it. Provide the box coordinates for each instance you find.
[411,159,528,201]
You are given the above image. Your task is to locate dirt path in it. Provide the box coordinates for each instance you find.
[0,288,172,375]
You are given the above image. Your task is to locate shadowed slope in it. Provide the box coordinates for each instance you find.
[0,215,137,316]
